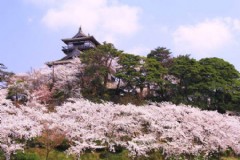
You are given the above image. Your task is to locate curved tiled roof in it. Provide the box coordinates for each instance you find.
[62,27,100,45]
[72,27,87,38]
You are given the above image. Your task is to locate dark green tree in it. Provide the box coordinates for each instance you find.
[0,63,13,89]
[0,63,7,82]
[198,57,240,111]
[116,55,167,100]
[141,58,167,99]
[80,42,122,101]
[169,56,240,112]
[169,55,202,105]
[147,47,173,67]
[229,79,240,111]
[115,53,141,94]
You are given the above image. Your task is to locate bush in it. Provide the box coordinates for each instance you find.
[55,139,71,152]
[0,149,5,160]
[12,151,40,160]
[52,90,67,105]
[26,138,44,148]
[115,94,146,106]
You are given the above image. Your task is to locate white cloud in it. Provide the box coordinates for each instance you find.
[28,0,141,42]
[126,46,150,56]
[173,18,240,58]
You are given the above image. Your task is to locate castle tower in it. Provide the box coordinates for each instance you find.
[47,27,100,66]
[61,27,100,60]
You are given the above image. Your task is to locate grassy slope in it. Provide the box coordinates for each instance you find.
[2,148,239,160]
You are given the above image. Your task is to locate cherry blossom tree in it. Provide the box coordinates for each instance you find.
[1,63,240,159]
[38,124,65,160]
[32,85,52,104]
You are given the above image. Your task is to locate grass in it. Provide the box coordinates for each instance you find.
[0,150,4,160]
[221,157,240,160]
[0,147,239,160]
[11,148,75,160]
[27,148,75,160]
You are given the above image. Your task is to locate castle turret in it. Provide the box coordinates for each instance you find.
[47,27,100,66]
[61,27,100,60]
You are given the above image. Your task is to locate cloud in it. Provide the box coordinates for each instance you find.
[173,18,240,58]
[126,46,150,56]
[29,0,141,42]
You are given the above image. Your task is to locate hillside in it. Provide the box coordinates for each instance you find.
[1,42,240,159]
[0,86,240,159]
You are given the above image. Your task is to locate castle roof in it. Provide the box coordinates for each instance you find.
[72,27,87,38]
[61,49,81,60]
[61,27,100,45]
[46,27,101,67]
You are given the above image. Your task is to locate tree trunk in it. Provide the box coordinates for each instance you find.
[104,74,108,88]
[46,148,50,160]
[147,84,151,98]
[117,79,121,90]
[139,87,144,99]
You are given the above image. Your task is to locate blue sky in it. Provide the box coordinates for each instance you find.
[1,0,240,73]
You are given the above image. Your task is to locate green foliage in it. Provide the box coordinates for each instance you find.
[26,138,44,149]
[55,139,71,152]
[98,150,129,160]
[80,152,99,160]
[52,89,68,105]
[115,53,141,89]
[144,58,166,83]
[169,55,202,105]
[80,42,122,101]
[23,148,75,160]
[79,149,240,160]
[115,54,167,100]
[79,43,240,112]
[147,47,173,67]
[0,63,6,82]
[0,150,5,160]
[0,63,13,83]
[198,58,240,111]
[42,150,74,160]
[143,57,167,100]
[1,146,239,160]
[114,93,146,105]
[7,80,28,105]
[135,150,165,160]
[168,55,240,112]
[12,151,40,160]
[81,85,107,103]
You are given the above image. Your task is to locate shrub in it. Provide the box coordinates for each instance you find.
[12,151,40,160]
[26,138,44,149]
[55,139,71,152]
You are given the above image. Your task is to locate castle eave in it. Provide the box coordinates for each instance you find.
[62,36,100,45]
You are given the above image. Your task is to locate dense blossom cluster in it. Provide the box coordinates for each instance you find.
[0,85,240,159]
[1,61,240,159]
[30,58,82,97]
[0,89,43,160]
[6,58,82,105]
